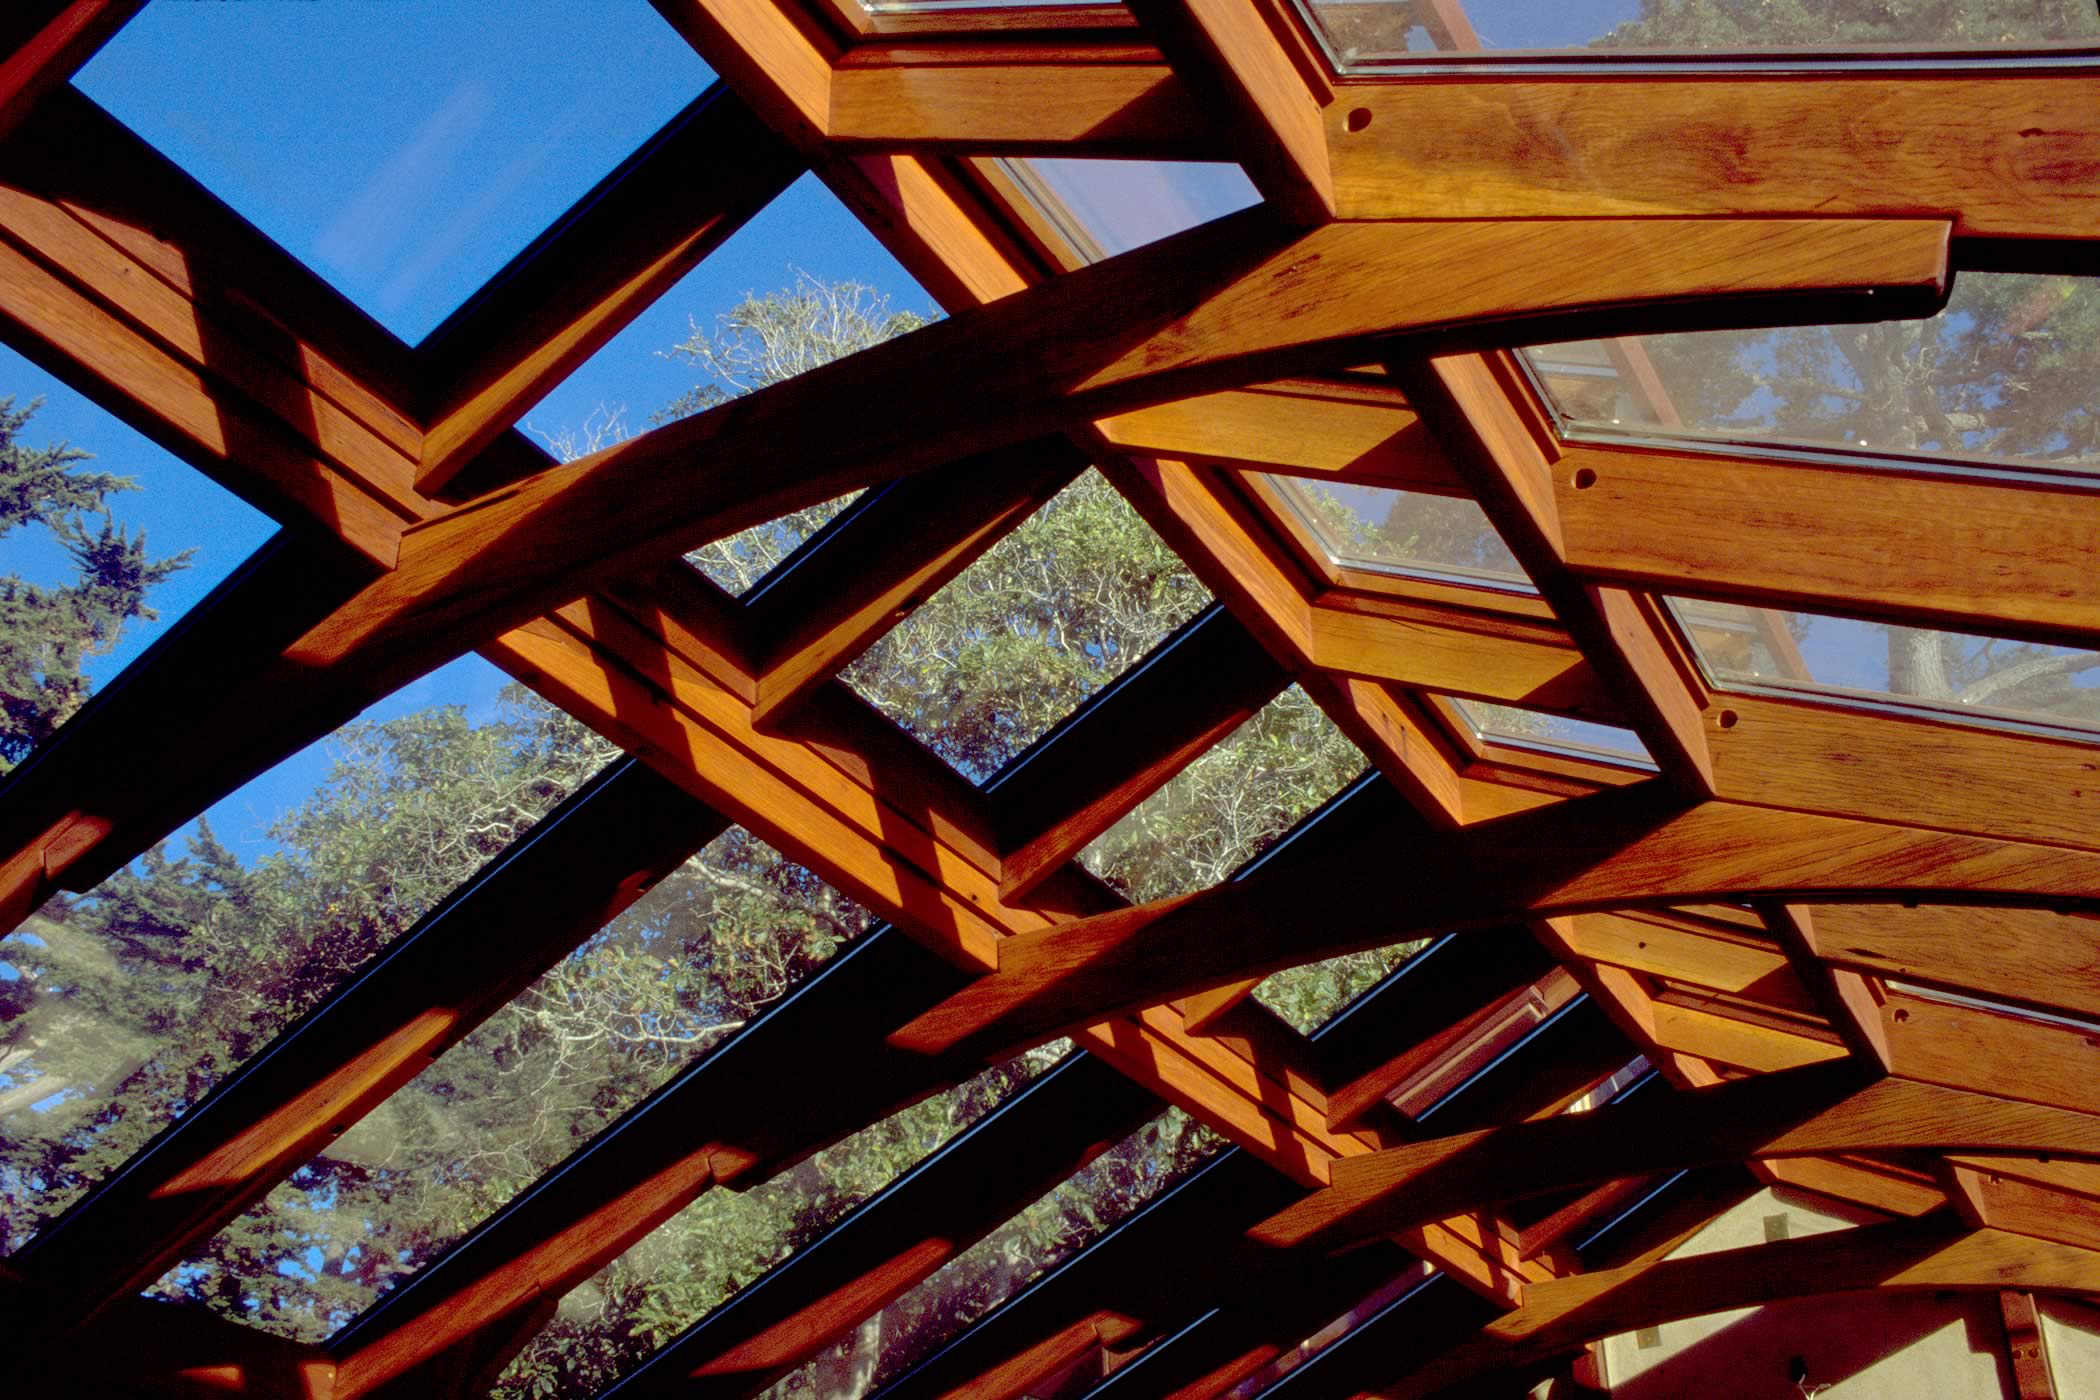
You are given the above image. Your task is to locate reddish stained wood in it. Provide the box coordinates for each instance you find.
[2000,1290,2061,1400]
[1804,904,2100,1021]
[1095,378,1463,494]
[988,603,1288,900]
[19,764,724,1330]
[746,438,1086,727]
[1249,1066,2100,1257]
[1381,1221,2100,1397]
[1327,72,2100,239]
[889,781,2100,1061]
[0,2,145,142]
[1880,986,2100,1117]
[1129,0,1334,222]
[1556,439,2100,652]
[827,49,1220,157]
[414,88,804,494]
[287,216,1950,718]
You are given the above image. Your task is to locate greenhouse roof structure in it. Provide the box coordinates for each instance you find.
[4,0,2100,1395]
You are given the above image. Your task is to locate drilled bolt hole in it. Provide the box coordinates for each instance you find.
[1572,467,1598,490]
[1717,709,1739,729]
[1345,107,1373,133]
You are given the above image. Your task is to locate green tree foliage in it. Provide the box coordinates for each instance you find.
[2,273,1388,1399]
[0,397,189,772]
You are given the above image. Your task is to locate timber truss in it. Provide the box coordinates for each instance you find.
[2,0,2100,1395]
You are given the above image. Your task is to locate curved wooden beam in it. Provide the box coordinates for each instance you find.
[1374,1221,2100,1398]
[891,780,2100,1060]
[287,215,1950,715]
[1252,1067,2100,1258]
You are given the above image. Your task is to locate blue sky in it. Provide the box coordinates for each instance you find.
[2,1,930,866]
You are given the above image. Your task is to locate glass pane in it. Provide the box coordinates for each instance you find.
[0,660,601,1256]
[75,0,714,343]
[754,1108,1224,1400]
[1527,273,2100,476]
[157,830,874,1343]
[1267,477,1530,589]
[845,471,1212,784]
[0,339,274,774]
[1668,596,2100,735]
[1303,0,2100,68]
[1076,683,1422,1033]
[493,1048,1075,1398]
[524,174,937,597]
[1452,697,1656,766]
[1012,159,1260,260]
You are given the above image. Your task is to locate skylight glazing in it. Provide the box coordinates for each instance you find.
[0,338,274,776]
[75,0,715,343]
[754,1107,1224,1400]
[0,658,594,1257]
[844,470,1212,784]
[1265,477,1531,590]
[493,1048,1073,1398]
[1009,159,1260,260]
[1450,698,1656,767]
[524,173,937,598]
[1667,596,2100,736]
[159,829,874,1342]
[1300,0,2100,71]
[1526,273,2100,477]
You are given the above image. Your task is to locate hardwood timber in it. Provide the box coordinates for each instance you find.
[988,603,1289,900]
[1760,902,1892,1068]
[1556,912,1806,1009]
[1398,354,1716,795]
[0,2,144,143]
[1249,1067,2100,1258]
[888,782,2100,1063]
[2001,1290,2061,1400]
[1129,0,1334,222]
[0,533,377,934]
[601,1054,1161,1399]
[650,0,835,152]
[1803,905,2100,1022]
[414,86,805,494]
[1951,1164,2100,1257]
[1707,693,2100,857]
[827,47,1219,157]
[1094,378,1463,494]
[287,215,1951,720]
[13,761,725,1334]
[745,438,1088,726]
[1880,987,2100,1117]
[1382,1222,2100,1396]
[1,1263,336,1400]
[1555,439,2100,652]
[1303,593,1619,720]
[1325,73,2100,238]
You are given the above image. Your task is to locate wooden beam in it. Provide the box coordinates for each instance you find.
[1251,1066,2100,1258]
[1325,72,2100,238]
[1880,986,2100,1117]
[988,603,1289,900]
[2001,1291,2061,1400]
[2,1263,335,1400]
[1396,353,1715,795]
[1554,438,2100,653]
[0,533,377,933]
[326,927,977,1399]
[889,781,2100,1063]
[295,215,1951,719]
[744,438,1087,726]
[1803,905,2100,1022]
[11,762,725,1332]
[1387,1221,2100,1396]
[602,1054,1161,1400]
[1759,902,1891,1069]
[826,44,1221,157]
[413,85,805,495]
[1094,377,1463,494]
[1129,0,1334,222]
[0,1,144,142]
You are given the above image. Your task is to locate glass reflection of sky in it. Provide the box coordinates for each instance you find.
[76,0,714,344]
[1022,160,1259,259]
[1454,699,1654,767]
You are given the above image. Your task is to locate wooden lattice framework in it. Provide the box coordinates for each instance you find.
[2,0,2100,1395]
